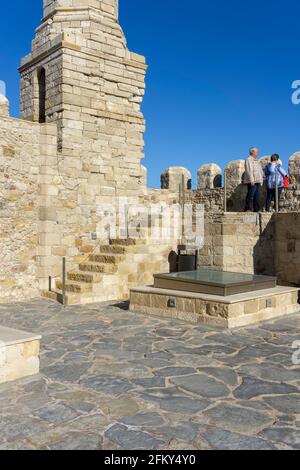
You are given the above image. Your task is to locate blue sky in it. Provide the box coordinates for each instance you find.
[0,0,299,187]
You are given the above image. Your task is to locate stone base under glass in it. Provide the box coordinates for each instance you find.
[130,285,300,329]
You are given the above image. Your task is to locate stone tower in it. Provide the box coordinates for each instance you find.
[19,0,147,196]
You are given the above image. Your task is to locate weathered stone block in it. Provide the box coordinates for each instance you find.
[244,300,259,315]
[0,327,41,384]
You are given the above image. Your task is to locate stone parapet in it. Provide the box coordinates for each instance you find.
[197,163,222,190]
[161,167,192,191]
[0,94,9,117]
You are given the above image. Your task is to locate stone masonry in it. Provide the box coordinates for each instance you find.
[1,0,300,304]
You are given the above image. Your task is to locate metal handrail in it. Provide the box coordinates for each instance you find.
[224,169,227,213]
[48,257,66,306]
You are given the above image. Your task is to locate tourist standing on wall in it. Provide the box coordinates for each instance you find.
[244,147,264,212]
[265,154,287,212]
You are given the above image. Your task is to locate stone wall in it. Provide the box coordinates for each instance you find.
[275,213,300,286]
[198,212,300,288]
[198,213,275,276]
[0,115,58,302]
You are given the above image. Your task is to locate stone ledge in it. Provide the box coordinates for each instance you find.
[0,326,41,347]
[130,285,300,329]
[0,326,41,385]
[130,285,299,305]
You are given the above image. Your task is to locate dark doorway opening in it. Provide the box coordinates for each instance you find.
[38,68,46,123]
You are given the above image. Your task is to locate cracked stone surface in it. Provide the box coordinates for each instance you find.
[0,298,299,450]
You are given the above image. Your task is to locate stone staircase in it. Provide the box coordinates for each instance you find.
[43,238,172,305]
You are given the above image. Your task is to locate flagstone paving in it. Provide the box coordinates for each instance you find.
[0,298,299,450]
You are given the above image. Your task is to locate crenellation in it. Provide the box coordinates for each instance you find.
[198,163,222,190]
[0,94,9,117]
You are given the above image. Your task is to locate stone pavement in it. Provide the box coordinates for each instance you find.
[0,298,299,450]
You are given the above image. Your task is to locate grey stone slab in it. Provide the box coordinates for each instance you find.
[89,361,150,379]
[105,424,164,450]
[62,413,109,431]
[121,412,164,427]
[48,433,103,450]
[237,363,299,383]
[79,374,133,395]
[16,392,52,411]
[0,440,36,450]
[63,352,91,362]
[259,428,300,449]
[234,376,299,400]
[0,415,50,444]
[42,363,92,383]
[134,376,166,389]
[153,340,202,356]
[195,344,237,356]
[68,400,96,414]
[154,327,188,338]
[260,323,296,333]
[204,404,275,434]
[33,403,79,425]
[206,333,258,348]
[157,422,199,441]
[171,374,231,399]
[202,428,276,450]
[140,387,211,414]
[263,395,300,414]
[154,367,196,377]
[222,346,287,367]
[197,367,238,387]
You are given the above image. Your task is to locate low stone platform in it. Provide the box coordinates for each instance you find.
[130,285,300,328]
[0,326,41,384]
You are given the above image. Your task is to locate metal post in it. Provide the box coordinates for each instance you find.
[195,250,198,271]
[275,171,279,213]
[49,276,52,292]
[62,257,66,306]
[224,169,227,213]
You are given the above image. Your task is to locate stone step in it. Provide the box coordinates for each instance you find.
[43,288,127,306]
[42,290,81,306]
[88,254,124,264]
[79,262,118,274]
[67,271,103,284]
[56,279,93,294]
[109,238,143,246]
[100,245,126,255]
